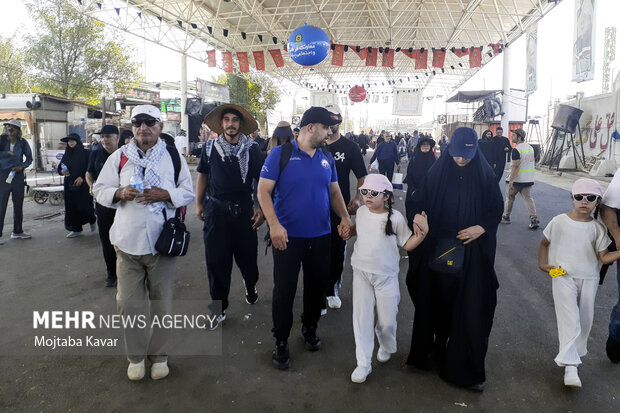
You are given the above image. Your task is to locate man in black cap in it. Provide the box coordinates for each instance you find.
[293,127,300,140]
[196,104,265,329]
[86,124,120,287]
[0,119,33,244]
[323,104,367,312]
[258,106,353,370]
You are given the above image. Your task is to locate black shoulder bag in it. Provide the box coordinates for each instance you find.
[155,208,190,257]
[154,143,189,257]
[428,238,465,275]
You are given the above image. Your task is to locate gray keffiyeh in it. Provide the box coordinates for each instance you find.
[213,134,256,183]
[122,138,167,213]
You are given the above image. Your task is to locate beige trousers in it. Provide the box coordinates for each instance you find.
[503,184,537,219]
[115,248,177,363]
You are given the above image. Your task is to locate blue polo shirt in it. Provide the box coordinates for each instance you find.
[260,140,337,238]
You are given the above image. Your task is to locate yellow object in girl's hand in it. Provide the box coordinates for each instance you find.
[549,268,567,278]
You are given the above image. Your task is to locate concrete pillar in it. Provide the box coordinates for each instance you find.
[181,54,188,132]
[501,46,512,133]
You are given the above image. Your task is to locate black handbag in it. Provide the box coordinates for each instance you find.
[428,238,464,275]
[155,209,190,257]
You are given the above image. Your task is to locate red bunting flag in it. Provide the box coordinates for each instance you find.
[469,47,482,68]
[432,49,446,68]
[414,50,428,70]
[207,50,216,67]
[253,51,265,71]
[381,49,395,68]
[488,43,502,54]
[222,52,233,73]
[269,49,285,68]
[237,52,250,73]
[350,46,368,60]
[365,48,378,67]
[332,44,345,66]
[453,48,469,58]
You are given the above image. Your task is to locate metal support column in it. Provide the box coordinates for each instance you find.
[501,46,512,133]
[181,54,188,132]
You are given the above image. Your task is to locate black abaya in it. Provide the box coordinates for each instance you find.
[58,142,95,232]
[405,145,503,388]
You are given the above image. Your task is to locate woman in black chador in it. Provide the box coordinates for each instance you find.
[404,137,436,224]
[405,127,503,392]
[58,134,96,238]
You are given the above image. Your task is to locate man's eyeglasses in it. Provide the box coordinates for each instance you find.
[360,189,384,198]
[572,194,599,203]
[131,118,158,127]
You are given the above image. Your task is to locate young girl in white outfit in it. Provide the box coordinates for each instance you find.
[538,178,620,387]
[345,173,428,383]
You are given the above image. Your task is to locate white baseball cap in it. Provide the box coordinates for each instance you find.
[3,119,21,128]
[131,105,162,121]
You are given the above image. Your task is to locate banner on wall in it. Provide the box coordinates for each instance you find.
[392,89,423,116]
[196,78,230,103]
[526,25,538,96]
[311,92,337,107]
[573,0,596,82]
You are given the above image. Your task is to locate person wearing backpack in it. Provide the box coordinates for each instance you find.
[0,119,33,244]
[257,106,353,370]
[196,104,265,330]
[93,105,194,381]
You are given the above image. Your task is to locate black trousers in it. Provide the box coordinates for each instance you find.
[378,160,395,182]
[326,215,346,298]
[272,234,331,341]
[203,210,259,312]
[0,170,25,237]
[95,202,117,281]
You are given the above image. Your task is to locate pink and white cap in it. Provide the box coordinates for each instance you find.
[359,173,393,193]
[571,178,602,197]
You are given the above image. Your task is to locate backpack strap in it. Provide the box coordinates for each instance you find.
[276,142,294,183]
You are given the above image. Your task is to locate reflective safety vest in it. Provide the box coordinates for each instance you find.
[514,142,535,183]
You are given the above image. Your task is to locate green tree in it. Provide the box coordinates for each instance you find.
[24,0,141,102]
[0,36,28,93]
[213,73,279,127]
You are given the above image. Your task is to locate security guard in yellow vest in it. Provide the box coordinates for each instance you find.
[502,128,539,229]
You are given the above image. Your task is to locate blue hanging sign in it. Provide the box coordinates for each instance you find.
[287,24,330,66]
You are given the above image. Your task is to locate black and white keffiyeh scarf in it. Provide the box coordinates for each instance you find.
[213,134,256,183]
[122,138,167,213]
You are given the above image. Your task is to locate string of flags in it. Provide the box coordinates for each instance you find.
[206,43,506,76]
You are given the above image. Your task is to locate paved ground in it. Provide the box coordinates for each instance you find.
[0,156,619,412]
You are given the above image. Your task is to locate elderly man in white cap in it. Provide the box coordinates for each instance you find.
[0,119,33,244]
[93,105,195,381]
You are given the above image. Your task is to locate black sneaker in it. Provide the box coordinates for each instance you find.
[244,282,258,305]
[501,215,511,224]
[302,325,321,352]
[272,340,290,370]
[104,278,117,288]
[207,312,226,330]
[606,335,620,363]
[528,219,539,230]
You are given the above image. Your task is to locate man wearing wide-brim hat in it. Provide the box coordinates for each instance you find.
[0,119,33,244]
[196,103,266,329]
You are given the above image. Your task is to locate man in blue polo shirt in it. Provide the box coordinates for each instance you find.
[258,106,353,370]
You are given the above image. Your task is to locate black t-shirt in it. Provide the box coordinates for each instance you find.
[327,137,367,205]
[196,140,263,205]
[87,148,112,181]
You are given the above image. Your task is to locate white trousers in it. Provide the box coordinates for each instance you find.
[352,268,400,367]
[552,276,599,366]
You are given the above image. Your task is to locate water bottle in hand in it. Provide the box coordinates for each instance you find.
[60,163,68,174]
[6,170,15,184]
[129,175,144,192]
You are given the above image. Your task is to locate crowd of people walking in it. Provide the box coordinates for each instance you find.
[1,104,619,392]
